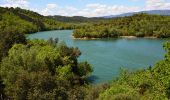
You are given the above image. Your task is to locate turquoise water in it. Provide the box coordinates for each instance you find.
[28,30,169,84]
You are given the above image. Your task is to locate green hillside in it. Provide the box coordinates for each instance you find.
[73,13,170,38]
[0,7,74,33]
[0,7,75,60]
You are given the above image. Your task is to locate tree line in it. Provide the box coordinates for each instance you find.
[73,13,170,38]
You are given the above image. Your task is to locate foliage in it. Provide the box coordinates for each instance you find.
[0,7,75,61]
[77,62,93,77]
[0,7,74,32]
[0,27,26,61]
[0,6,170,100]
[73,14,170,38]
[85,83,110,100]
[0,39,93,99]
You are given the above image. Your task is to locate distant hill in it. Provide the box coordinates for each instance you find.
[47,15,106,23]
[48,10,170,22]
[103,10,170,18]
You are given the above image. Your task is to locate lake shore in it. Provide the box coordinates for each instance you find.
[72,35,158,40]
[71,36,101,40]
[120,36,157,39]
[120,36,137,39]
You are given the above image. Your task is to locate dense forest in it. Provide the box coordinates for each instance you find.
[0,39,93,99]
[0,7,170,100]
[73,14,170,38]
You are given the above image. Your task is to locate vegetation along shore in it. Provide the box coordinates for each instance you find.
[0,6,170,100]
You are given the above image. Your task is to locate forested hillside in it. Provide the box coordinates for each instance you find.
[0,7,76,60]
[0,7,74,33]
[73,13,170,38]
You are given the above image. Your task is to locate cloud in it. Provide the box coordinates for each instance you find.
[0,0,170,17]
[145,0,170,10]
[47,4,57,9]
[84,3,139,17]
[40,3,140,17]
[0,0,29,8]
[41,4,78,16]
[40,0,170,17]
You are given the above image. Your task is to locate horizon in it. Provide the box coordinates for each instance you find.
[0,0,170,17]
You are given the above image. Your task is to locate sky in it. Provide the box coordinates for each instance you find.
[0,0,170,17]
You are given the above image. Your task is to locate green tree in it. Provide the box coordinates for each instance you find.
[0,39,93,99]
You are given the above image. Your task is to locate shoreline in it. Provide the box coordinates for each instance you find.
[120,36,137,39]
[72,35,158,40]
[71,36,101,40]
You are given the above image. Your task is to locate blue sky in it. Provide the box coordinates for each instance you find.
[27,0,145,8]
[0,0,170,17]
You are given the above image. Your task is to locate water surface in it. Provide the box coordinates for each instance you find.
[28,30,169,84]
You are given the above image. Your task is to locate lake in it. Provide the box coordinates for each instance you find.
[28,30,169,84]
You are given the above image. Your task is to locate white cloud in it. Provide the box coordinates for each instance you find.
[0,0,170,17]
[85,4,139,17]
[41,4,79,16]
[40,3,140,17]
[145,0,170,10]
[47,4,57,9]
[0,0,29,8]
